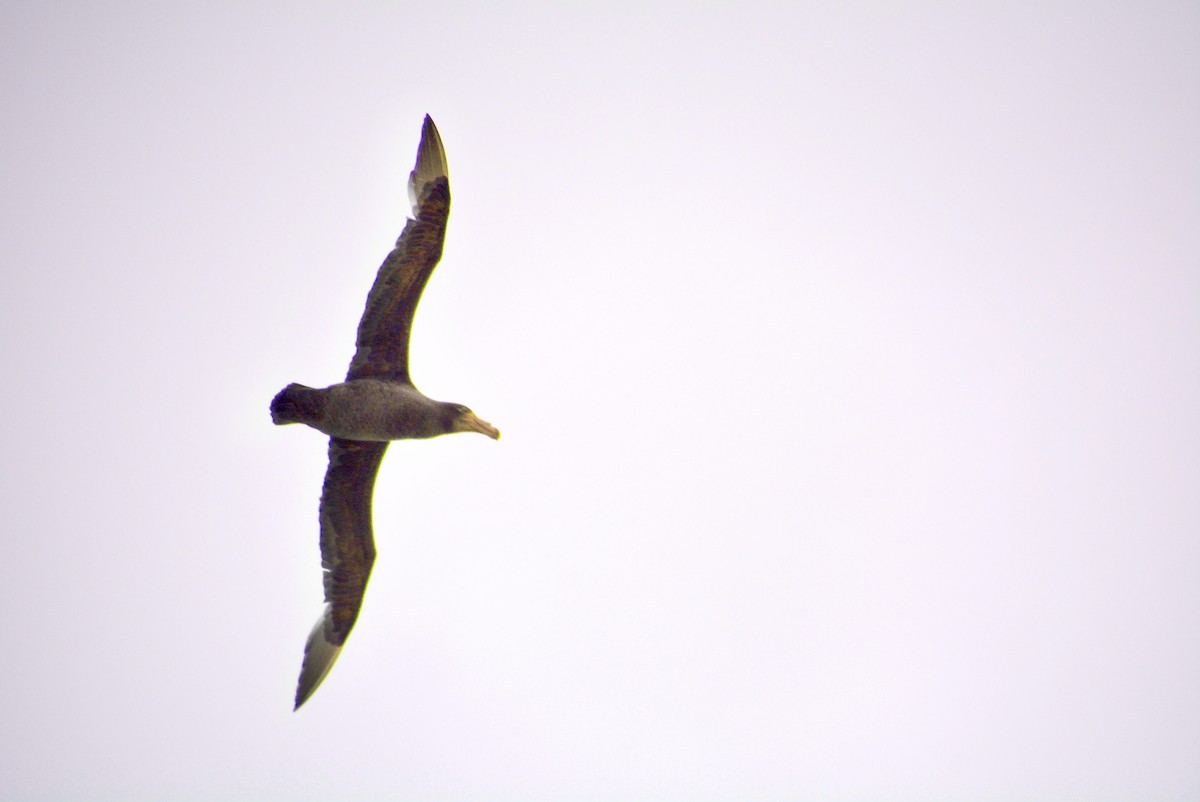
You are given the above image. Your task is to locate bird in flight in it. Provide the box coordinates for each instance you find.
[270,115,499,710]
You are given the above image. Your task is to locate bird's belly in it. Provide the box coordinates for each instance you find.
[318,415,394,441]
[315,380,423,441]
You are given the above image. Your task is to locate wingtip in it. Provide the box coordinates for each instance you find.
[292,609,345,711]
[407,114,449,217]
[417,115,447,177]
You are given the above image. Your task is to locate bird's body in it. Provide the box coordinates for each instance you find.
[271,115,498,710]
[271,379,497,441]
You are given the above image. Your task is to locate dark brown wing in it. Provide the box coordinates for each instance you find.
[346,115,450,384]
[294,437,388,709]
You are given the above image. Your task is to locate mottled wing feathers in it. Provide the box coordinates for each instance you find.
[346,115,451,384]
[293,116,452,709]
[294,437,388,709]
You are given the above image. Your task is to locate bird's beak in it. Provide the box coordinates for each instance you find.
[459,411,500,440]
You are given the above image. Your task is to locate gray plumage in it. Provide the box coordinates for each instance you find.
[271,380,492,441]
[270,115,498,710]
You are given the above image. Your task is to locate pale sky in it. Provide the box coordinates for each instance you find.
[2,3,1198,801]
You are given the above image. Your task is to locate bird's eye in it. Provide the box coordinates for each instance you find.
[455,404,470,414]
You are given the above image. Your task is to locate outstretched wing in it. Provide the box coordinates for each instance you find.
[346,115,451,384]
[294,437,388,709]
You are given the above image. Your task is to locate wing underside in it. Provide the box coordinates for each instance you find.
[292,115,451,709]
[346,116,451,384]
[294,437,388,709]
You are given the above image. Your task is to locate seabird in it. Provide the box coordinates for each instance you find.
[270,115,499,710]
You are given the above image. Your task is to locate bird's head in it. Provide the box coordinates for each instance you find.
[441,402,500,440]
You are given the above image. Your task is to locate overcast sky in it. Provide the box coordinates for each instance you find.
[2,3,1198,801]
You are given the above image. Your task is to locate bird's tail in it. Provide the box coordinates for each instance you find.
[270,383,324,425]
